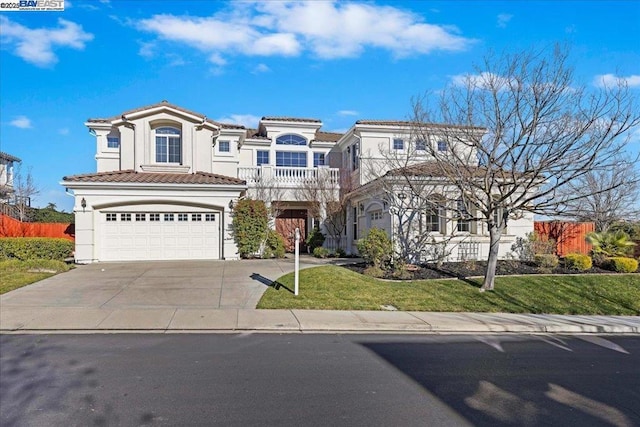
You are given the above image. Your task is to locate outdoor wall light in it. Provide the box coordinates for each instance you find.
[81,197,87,212]
[398,193,407,200]
[228,200,234,211]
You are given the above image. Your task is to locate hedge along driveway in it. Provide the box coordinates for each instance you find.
[0,237,74,260]
[257,265,640,315]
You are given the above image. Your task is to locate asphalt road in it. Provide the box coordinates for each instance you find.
[1,334,639,427]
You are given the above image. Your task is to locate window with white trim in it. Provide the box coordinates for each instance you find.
[135,213,146,221]
[107,136,120,149]
[106,213,117,221]
[218,141,230,153]
[276,151,307,167]
[149,213,160,221]
[276,134,306,145]
[205,213,216,221]
[178,213,188,222]
[456,199,472,232]
[257,150,269,166]
[313,152,325,167]
[369,210,383,221]
[437,140,448,152]
[164,213,174,222]
[393,138,404,150]
[415,139,427,151]
[421,204,444,233]
[121,213,131,222]
[155,127,181,163]
[192,214,202,221]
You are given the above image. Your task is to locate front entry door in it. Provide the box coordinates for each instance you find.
[276,209,307,252]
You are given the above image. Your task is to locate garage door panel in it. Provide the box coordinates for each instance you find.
[100,210,220,261]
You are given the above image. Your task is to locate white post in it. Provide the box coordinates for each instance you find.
[294,227,300,296]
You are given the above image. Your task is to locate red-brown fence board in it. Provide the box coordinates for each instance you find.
[534,221,594,256]
[0,214,75,241]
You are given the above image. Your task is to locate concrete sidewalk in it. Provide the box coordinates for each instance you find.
[1,308,638,334]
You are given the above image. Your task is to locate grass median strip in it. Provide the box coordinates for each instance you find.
[0,259,71,295]
[257,265,640,315]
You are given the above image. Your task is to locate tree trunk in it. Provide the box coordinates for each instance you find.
[481,225,502,291]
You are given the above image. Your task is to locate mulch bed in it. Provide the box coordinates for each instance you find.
[344,260,617,281]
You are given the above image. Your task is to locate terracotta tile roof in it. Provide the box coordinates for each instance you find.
[356,120,486,131]
[386,161,527,179]
[86,100,245,130]
[63,170,246,185]
[0,151,21,162]
[245,128,271,140]
[261,116,322,123]
[315,131,343,142]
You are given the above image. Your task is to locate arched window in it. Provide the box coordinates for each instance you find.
[155,127,181,163]
[276,134,306,146]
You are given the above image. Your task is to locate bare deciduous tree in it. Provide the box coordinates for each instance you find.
[412,45,640,290]
[11,164,39,221]
[560,155,640,231]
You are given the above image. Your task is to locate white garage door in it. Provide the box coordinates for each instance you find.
[100,211,221,261]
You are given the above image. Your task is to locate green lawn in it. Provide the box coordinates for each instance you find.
[257,265,640,315]
[0,259,71,295]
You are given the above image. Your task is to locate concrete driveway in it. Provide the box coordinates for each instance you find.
[1,259,296,311]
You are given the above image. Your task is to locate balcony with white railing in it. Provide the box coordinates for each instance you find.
[238,166,340,189]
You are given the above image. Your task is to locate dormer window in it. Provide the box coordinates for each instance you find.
[155,127,181,163]
[276,134,306,146]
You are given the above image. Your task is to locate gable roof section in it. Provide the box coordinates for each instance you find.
[87,100,245,130]
[0,151,21,162]
[63,170,246,186]
[315,131,343,142]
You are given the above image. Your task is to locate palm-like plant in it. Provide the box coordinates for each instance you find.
[585,230,636,258]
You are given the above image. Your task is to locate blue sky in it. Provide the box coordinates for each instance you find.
[1,0,639,212]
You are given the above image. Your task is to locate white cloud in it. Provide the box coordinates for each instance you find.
[138,41,156,59]
[337,110,359,116]
[496,13,513,28]
[593,73,640,88]
[0,17,93,67]
[10,116,32,129]
[135,2,474,67]
[252,63,271,74]
[215,114,261,129]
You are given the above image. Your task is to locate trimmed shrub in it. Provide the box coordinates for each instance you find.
[313,247,330,258]
[604,257,639,273]
[335,248,346,258]
[0,238,73,261]
[0,258,71,273]
[263,229,286,259]
[534,253,559,269]
[563,253,592,271]
[231,199,269,258]
[306,227,325,251]
[363,265,385,278]
[357,228,393,269]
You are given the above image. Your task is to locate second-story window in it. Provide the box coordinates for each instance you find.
[437,140,448,152]
[313,152,325,167]
[218,141,230,153]
[107,136,120,149]
[257,150,269,166]
[415,139,427,151]
[393,138,404,150]
[155,127,181,163]
[276,152,307,167]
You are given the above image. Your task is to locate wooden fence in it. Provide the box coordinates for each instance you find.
[534,221,594,256]
[0,214,75,241]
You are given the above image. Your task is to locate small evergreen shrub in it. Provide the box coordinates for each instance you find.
[305,227,326,251]
[313,247,330,258]
[263,230,286,258]
[335,248,346,258]
[534,253,559,269]
[357,228,393,269]
[231,199,269,258]
[604,257,638,273]
[563,253,592,271]
[0,238,73,261]
[512,232,556,261]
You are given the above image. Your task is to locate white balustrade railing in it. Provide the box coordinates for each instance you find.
[238,166,340,188]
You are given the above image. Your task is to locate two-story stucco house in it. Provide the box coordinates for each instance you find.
[62,101,534,263]
[1,151,21,204]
